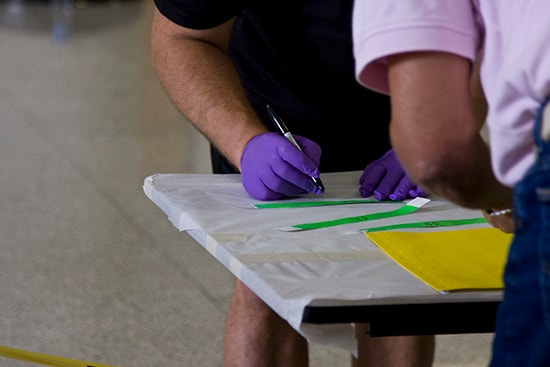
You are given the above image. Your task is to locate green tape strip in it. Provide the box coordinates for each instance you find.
[361,217,487,233]
[254,199,400,209]
[291,198,429,231]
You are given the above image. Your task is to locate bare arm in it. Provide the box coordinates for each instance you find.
[470,49,488,130]
[151,9,267,170]
[386,51,512,209]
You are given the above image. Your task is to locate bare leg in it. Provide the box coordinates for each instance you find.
[352,324,435,367]
[223,279,309,367]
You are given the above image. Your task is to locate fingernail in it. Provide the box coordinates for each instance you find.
[389,193,404,201]
[374,191,386,201]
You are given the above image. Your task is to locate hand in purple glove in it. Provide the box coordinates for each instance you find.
[241,132,323,200]
[360,149,425,201]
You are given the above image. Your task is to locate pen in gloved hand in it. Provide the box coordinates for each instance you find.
[266,104,325,193]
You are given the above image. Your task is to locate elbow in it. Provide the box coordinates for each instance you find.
[395,146,480,208]
[389,116,483,207]
[390,132,455,189]
[402,155,453,190]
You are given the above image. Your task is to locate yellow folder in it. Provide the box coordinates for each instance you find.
[366,228,513,292]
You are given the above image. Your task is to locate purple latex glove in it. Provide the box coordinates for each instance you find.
[360,149,425,201]
[241,132,323,200]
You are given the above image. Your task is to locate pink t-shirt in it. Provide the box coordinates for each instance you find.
[353,0,550,187]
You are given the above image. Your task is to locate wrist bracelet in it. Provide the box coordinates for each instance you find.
[487,208,513,217]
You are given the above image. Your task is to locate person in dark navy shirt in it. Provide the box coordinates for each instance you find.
[151,0,432,365]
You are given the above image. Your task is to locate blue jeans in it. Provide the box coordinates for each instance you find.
[489,98,550,366]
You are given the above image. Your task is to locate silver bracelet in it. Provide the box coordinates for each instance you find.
[487,208,513,217]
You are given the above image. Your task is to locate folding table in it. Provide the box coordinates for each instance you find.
[143,172,501,352]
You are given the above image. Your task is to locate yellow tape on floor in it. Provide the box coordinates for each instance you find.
[0,345,118,367]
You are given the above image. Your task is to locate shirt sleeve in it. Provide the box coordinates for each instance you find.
[352,0,480,94]
[154,0,244,30]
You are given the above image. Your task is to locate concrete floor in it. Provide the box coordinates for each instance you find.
[0,1,493,366]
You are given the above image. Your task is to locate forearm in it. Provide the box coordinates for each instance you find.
[470,48,488,130]
[151,10,267,170]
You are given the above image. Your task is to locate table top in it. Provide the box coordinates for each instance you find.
[143,171,502,351]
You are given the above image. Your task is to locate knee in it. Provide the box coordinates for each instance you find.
[231,280,276,318]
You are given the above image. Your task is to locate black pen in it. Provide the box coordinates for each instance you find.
[266,104,325,193]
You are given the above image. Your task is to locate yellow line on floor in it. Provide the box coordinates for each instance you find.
[0,346,118,367]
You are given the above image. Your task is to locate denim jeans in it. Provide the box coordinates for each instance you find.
[490,98,550,366]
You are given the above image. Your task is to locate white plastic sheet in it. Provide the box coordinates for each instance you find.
[143,172,502,353]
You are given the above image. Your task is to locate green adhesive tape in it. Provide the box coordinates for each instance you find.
[253,199,400,209]
[361,217,487,233]
[289,197,430,231]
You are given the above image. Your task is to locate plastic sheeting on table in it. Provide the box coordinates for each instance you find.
[143,171,502,353]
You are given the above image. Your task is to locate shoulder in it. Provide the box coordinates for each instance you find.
[353,0,480,93]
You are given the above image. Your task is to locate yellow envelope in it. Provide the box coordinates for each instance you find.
[366,228,513,292]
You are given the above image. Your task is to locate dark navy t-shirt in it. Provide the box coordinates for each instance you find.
[154,0,391,173]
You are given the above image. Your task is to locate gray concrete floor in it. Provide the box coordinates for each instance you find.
[0,1,493,366]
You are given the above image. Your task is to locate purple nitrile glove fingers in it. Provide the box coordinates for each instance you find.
[240,132,322,200]
[388,175,418,201]
[408,186,426,199]
[359,149,425,201]
[359,149,402,199]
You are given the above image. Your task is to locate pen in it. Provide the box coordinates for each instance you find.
[266,104,325,193]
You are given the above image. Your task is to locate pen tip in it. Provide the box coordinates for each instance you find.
[312,177,325,194]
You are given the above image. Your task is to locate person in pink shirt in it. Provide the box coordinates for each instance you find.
[353,1,550,365]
